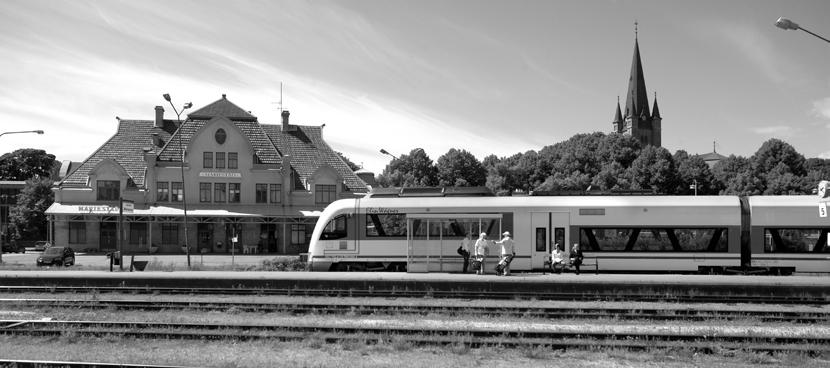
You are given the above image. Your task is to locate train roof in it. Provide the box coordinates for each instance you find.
[353,195,739,209]
[748,195,826,227]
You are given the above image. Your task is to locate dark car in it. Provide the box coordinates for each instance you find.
[1,241,25,254]
[37,246,75,267]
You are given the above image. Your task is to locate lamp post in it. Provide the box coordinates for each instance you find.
[775,17,830,44]
[163,94,193,269]
[379,148,397,160]
[0,130,44,264]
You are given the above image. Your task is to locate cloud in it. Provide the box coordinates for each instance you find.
[751,125,797,138]
[812,97,830,120]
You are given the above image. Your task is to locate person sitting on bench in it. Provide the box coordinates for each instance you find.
[550,243,565,274]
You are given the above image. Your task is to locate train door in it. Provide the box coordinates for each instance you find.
[530,212,569,269]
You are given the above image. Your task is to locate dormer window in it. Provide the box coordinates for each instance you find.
[97,180,120,201]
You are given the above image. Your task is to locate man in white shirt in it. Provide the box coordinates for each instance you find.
[474,232,489,275]
[495,231,515,276]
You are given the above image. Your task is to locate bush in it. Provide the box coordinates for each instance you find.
[260,257,308,271]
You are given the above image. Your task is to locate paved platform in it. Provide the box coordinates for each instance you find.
[0,270,828,302]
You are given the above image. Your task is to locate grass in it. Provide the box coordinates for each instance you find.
[1,335,826,368]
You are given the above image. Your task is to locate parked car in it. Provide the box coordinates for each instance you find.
[2,241,25,253]
[34,241,51,251]
[37,246,75,267]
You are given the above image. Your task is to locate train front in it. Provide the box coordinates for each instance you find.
[307,198,359,271]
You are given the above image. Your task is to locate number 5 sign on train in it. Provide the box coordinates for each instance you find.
[818,180,830,218]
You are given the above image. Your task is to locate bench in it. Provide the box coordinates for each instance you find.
[543,257,598,274]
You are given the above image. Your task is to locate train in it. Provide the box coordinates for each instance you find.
[307,189,830,274]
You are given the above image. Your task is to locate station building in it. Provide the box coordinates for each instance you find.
[46,95,368,255]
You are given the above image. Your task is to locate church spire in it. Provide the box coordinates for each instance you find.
[613,96,623,123]
[651,92,661,119]
[625,22,649,119]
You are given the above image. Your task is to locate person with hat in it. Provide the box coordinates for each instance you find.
[495,231,516,276]
[474,232,489,275]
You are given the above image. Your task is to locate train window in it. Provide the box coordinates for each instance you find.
[535,228,546,252]
[580,227,728,252]
[319,215,348,240]
[366,214,407,237]
[764,228,830,253]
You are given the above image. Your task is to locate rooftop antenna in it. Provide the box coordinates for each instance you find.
[713,141,717,153]
[272,82,285,113]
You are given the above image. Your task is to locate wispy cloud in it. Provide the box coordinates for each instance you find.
[751,125,798,138]
[812,97,830,120]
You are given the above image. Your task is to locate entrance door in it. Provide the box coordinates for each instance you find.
[407,218,429,273]
[530,212,569,269]
[197,223,214,252]
[100,222,116,250]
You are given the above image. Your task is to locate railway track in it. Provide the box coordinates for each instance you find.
[1,319,827,355]
[0,285,825,304]
[3,298,829,324]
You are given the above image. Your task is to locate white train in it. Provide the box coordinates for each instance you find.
[307,191,830,274]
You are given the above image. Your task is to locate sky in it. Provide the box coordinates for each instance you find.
[1,0,829,175]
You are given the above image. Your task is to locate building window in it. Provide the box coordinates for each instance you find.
[215,152,225,169]
[291,224,307,245]
[96,180,120,201]
[269,184,281,203]
[203,152,213,168]
[129,223,147,244]
[157,182,169,202]
[214,183,226,203]
[199,183,212,202]
[161,223,178,245]
[315,184,336,205]
[255,184,268,203]
[171,182,183,202]
[229,183,241,203]
[228,152,238,169]
[69,222,86,244]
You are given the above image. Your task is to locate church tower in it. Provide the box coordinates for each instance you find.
[612,23,662,147]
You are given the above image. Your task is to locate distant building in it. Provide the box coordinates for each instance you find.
[700,148,727,168]
[47,95,367,255]
[612,25,662,147]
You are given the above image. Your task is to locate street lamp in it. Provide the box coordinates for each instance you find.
[775,17,830,44]
[163,94,193,269]
[0,129,44,264]
[379,148,397,160]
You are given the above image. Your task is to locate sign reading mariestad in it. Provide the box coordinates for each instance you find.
[78,205,118,214]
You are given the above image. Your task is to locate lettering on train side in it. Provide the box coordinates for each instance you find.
[366,207,400,214]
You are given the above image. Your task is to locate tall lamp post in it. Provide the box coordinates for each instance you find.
[379,148,398,160]
[163,94,193,269]
[0,130,44,264]
[775,17,830,44]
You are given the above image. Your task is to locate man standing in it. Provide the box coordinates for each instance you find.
[474,232,489,275]
[495,231,515,276]
[459,233,473,273]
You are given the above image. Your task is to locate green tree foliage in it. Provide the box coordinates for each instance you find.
[436,148,486,187]
[0,149,57,180]
[377,148,438,187]
[711,155,752,194]
[9,177,54,241]
[624,145,678,193]
[674,150,716,195]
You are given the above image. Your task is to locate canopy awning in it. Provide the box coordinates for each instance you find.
[46,203,322,218]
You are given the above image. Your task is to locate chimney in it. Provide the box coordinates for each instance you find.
[281,110,290,129]
[155,106,164,128]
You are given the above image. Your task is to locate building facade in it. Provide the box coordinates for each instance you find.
[46,95,367,255]
[611,29,662,147]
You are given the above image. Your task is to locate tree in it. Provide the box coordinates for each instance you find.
[711,155,752,194]
[674,150,716,195]
[436,149,486,187]
[0,149,57,180]
[376,148,438,187]
[624,145,678,194]
[9,177,54,241]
